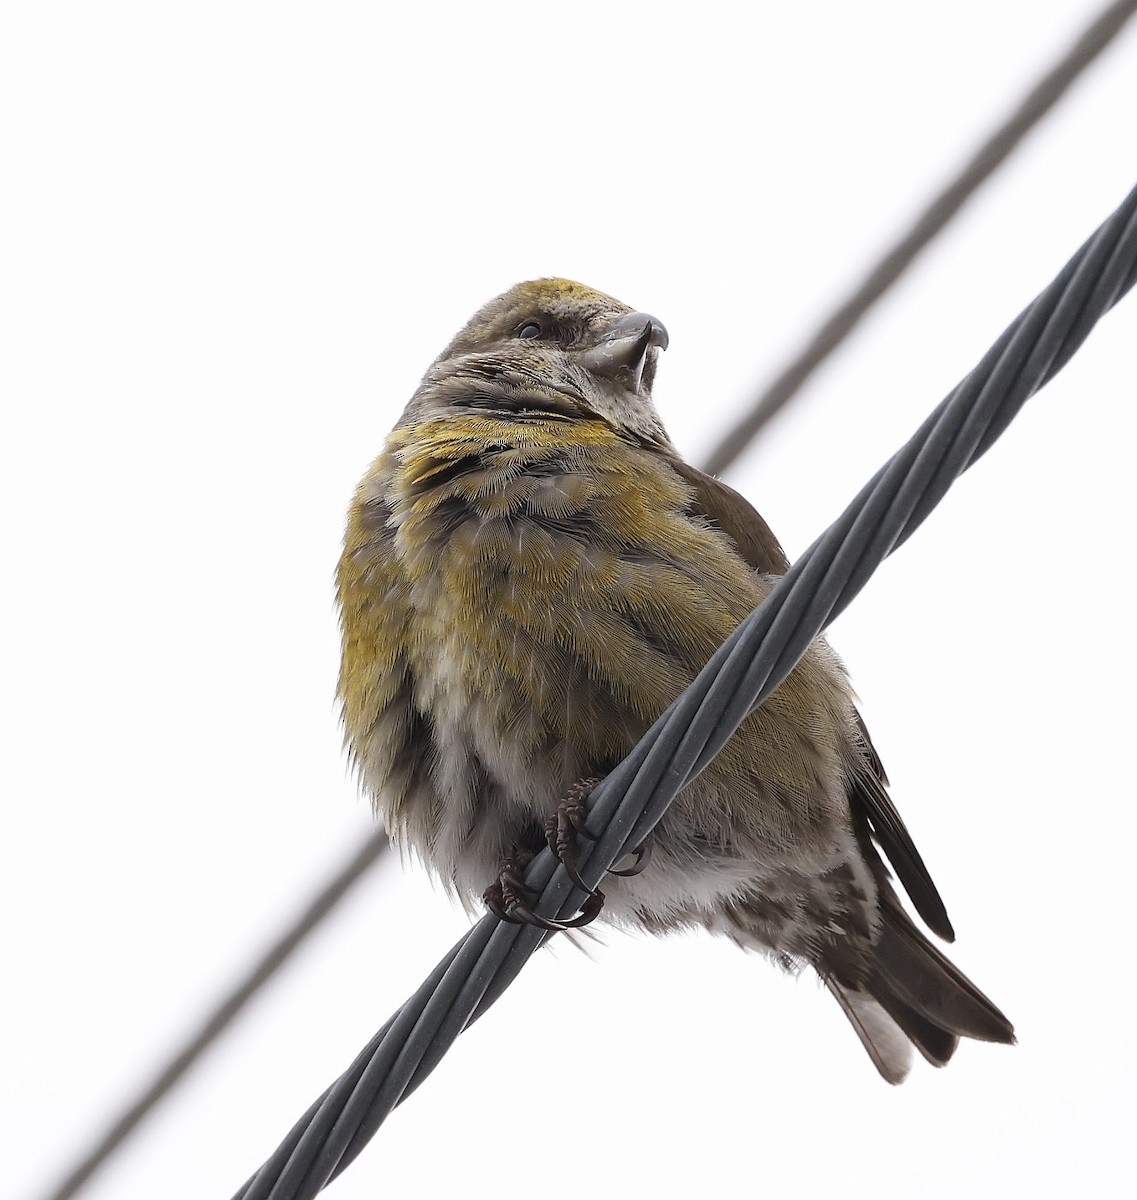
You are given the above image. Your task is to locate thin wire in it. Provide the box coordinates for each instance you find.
[35,829,389,1200]
[232,182,1137,1200]
[31,8,1136,1196]
[700,0,1137,477]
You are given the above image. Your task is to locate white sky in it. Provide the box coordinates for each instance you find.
[3,3,1135,1198]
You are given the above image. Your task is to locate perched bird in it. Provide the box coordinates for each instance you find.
[337,278,1014,1083]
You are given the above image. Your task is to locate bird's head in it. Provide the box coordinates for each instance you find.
[402,278,672,448]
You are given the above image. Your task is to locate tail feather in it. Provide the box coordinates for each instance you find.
[719,877,1013,1082]
[867,986,960,1067]
[870,891,1016,1045]
[825,888,1013,1082]
[825,980,913,1085]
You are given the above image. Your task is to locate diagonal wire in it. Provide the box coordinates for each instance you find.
[231,181,1137,1200]
[32,7,1136,1196]
[700,0,1137,476]
[35,830,389,1200]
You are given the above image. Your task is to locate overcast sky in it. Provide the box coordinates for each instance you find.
[4,4,1136,1198]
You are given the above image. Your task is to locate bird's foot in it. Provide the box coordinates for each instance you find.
[483,854,604,932]
[544,776,602,893]
[544,777,655,887]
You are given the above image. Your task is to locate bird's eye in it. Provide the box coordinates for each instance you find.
[518,322,542,340]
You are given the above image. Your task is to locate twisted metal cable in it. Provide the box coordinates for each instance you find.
[233,183,1137,1200]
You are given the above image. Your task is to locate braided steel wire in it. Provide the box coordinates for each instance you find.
[233,182,1137,1200]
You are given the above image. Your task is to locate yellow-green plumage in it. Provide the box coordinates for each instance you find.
[337,278,1014,1083]
[341,411,851,861]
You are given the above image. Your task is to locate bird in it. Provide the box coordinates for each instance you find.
[336,277,1014,1084]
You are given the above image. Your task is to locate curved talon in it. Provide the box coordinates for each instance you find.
[484,860,606,932]
[607,839,653,878]
[557,888,606,929]
[508,901,582,932]
[484,891,513,924]
[558,855,593,895]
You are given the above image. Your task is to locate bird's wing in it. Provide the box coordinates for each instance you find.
[847,751,954,941]
[337,486,438,843]
[669,457,791,575]
[677,458,954,941]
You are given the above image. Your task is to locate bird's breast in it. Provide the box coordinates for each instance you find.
[351,413,859,900]
[383,414,687,773]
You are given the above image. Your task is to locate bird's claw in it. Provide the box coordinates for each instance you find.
[608,838,653,878]
[483,858,605,932]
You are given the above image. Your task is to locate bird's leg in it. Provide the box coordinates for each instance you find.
[544,776,602,894]
[483,851,604,932]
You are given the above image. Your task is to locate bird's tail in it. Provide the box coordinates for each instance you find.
[826,888,1015,1084]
